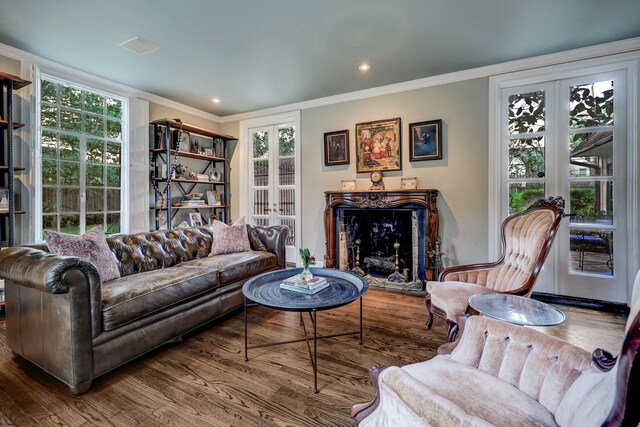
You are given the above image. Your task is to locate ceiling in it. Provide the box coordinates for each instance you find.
[1,0,639,117]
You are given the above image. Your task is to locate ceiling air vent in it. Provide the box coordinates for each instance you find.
[119,37,159,55]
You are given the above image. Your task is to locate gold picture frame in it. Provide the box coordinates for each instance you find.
[355,117,401,173]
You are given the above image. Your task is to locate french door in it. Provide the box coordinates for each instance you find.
[247,121,299,263]
[496,66,632,303]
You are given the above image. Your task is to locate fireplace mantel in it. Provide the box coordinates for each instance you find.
[324,189,439,280]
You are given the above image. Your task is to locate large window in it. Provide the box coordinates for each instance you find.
[39,76,126,235]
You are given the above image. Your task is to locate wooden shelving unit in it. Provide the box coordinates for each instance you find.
[0,72,31,253]
[149,119,236,229]
[0,71,31,310]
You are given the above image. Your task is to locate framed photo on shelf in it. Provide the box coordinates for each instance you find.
[0,188,8,211]
[340,180,356,191]
[189,212,203,227]
[400,177,418,190]
[324,130,349,166]
[409,119,443,161]
[204,148,214,156]
[355,117,401,173]
[206,190,222,206]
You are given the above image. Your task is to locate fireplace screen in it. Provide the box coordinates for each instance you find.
[336,208,426,283]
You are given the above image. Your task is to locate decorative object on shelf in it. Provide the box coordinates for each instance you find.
[174,163,187,178]
[178,130,190,151]
[189,212,203,227]
[204,148,213,156]
[209,168,222,182]
[192,139,199,153]
[400,177,418,190]
[181,193,206,206]
[299,248,316,281]
[409,119,443,161]
[355,117,401,173]
[155,195,168,209]
[369,170,385,190]
[341,180,356,190]
[171,202,181,207]
[188,171,197,180]
[324,129,350,166]
[206,190,222,206]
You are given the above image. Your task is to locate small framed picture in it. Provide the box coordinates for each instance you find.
[401,177,418,190]
[204,148,213,156]
[324,130,350,166]
[189,212,203,227]
[0,188,8,211]
[341,180,356,191]
[206,190,222,206]
[409,119,443,161]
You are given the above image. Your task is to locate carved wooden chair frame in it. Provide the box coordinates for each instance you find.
[425,197,565,341]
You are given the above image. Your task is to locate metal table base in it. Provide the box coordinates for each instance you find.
[244,296,364,393]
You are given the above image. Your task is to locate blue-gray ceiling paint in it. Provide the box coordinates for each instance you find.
[1,0,639,116]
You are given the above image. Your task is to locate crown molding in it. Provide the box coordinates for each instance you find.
[218,37,640,123]
[0,41,221,123]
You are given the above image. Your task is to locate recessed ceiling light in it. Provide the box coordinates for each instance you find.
[212,98,221,104]
[119,36,159,55]
[359,63,371,72]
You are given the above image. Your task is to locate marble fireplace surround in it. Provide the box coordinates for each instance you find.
[324,189,439,282]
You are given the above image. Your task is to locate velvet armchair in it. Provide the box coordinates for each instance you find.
[426,197,565,341]
[352,270,640,426]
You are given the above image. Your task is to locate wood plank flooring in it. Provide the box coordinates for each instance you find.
[0,290,627,427]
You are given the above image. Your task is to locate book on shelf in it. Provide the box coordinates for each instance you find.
[0,289,4,303]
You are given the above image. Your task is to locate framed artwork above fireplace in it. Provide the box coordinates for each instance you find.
[355,117,402,173]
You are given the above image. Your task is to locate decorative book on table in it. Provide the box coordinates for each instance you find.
[279,274,329,294]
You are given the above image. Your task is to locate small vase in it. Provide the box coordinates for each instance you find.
[301,265,313,282]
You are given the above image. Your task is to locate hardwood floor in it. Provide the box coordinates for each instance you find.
[0,290,628,427]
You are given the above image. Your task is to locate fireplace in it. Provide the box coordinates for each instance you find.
[324,189,439,289]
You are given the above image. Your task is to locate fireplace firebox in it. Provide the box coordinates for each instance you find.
[324,189,439,288]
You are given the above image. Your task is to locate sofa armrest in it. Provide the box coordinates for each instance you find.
[247,224,289,269]
[0,246,103,338]
[441,315,593,411]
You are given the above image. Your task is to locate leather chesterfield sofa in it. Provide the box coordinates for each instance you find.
[0,224,288,394]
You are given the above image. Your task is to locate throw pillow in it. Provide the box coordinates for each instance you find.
[209,217,252,256]
[44,226,121,283]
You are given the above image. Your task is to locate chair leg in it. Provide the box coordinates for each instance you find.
[425,296,434,330]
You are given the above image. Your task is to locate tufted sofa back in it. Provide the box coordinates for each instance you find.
[449,315,595,423]
[106,226,214,277]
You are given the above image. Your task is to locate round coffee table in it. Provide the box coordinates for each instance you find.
[468,293,565,326]
[243,267,368,393]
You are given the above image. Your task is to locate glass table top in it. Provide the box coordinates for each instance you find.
[468,293,565,326]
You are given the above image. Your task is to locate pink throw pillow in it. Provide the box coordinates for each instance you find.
[209,217,252,256]
[44,226,121,283]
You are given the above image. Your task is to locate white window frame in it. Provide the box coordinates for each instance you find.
[489,54,640,300]
[34,69,130,239]
[239,111,302,264]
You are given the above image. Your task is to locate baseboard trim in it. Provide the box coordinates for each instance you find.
[532,292,630,315]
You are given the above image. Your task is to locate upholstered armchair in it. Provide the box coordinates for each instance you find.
[426,197,565,341]
[352,271,640,426]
